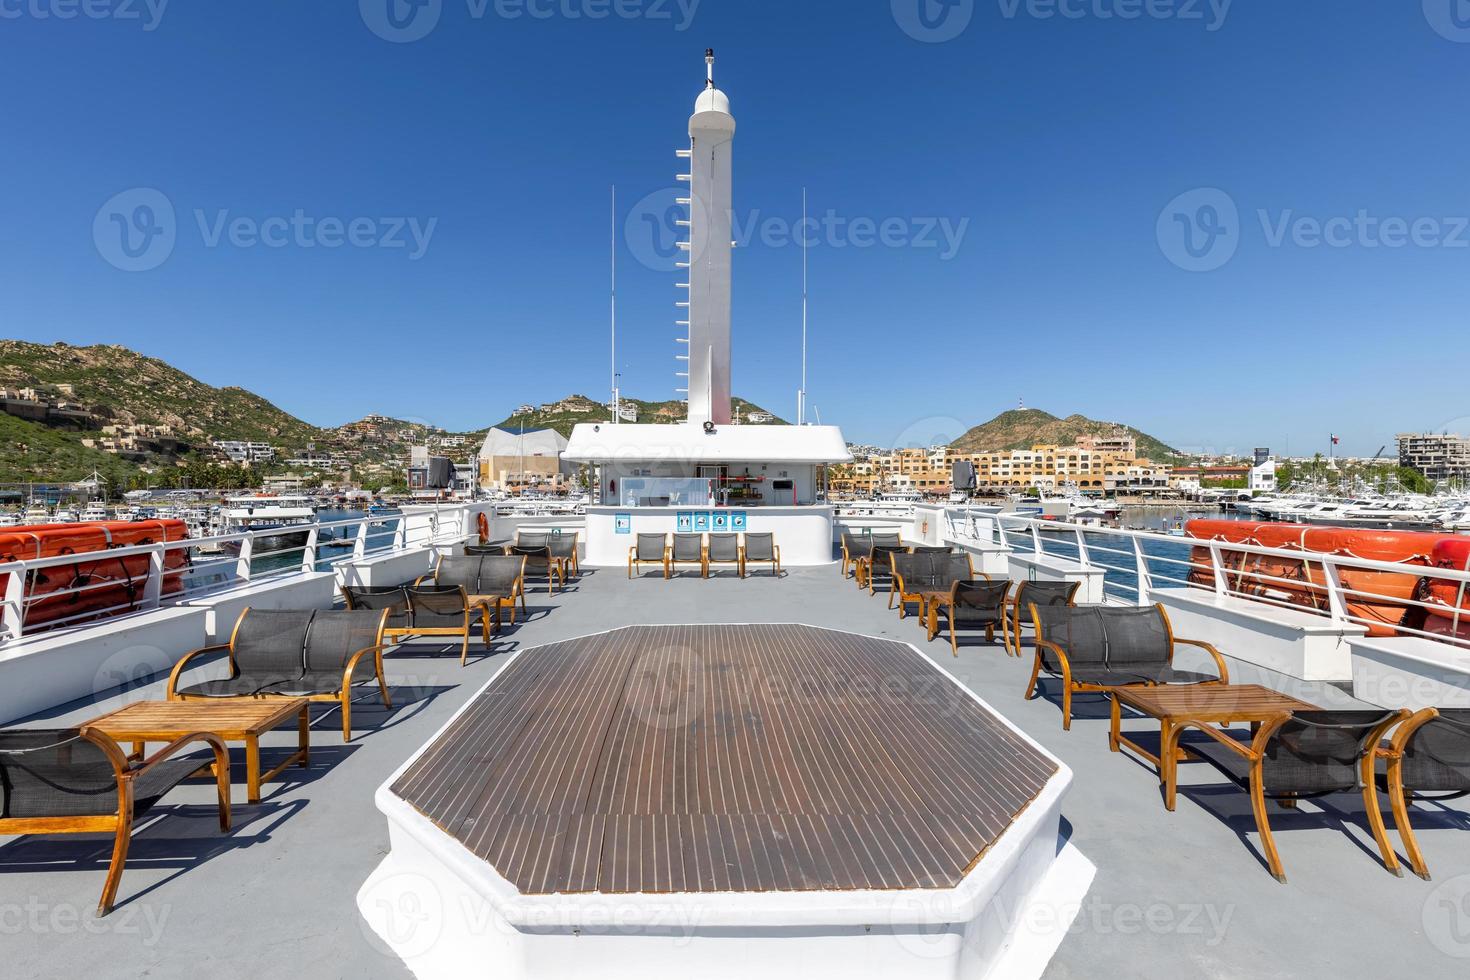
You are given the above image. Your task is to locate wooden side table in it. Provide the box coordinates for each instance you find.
[1111,684,1317,811]
[83,699,311,804]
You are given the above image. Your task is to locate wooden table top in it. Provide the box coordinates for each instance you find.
[84,699,309,739]
[1114,684,1316,722]
[392,624,1058,895]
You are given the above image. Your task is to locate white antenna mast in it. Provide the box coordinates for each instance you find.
[610,185,620,424]
[798,187,808,425]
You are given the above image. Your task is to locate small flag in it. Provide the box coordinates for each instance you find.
[1331,435,1340,446]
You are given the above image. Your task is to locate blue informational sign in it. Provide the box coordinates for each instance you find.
[676,511,694,533]
[614,514,632,535]
[694,512,711,532]
[730,511,748,532]
[712,512,730,532]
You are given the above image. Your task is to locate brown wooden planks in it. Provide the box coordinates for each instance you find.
[391,625,1057,894]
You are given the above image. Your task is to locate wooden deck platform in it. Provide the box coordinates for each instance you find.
[392,624,1057,894]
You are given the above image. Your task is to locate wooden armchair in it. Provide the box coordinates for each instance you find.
[1372,707,1470,879]
[628,533,670,579]
[1166,709,1409,882]
[1008,579,1082,655]
[1025,603,1230,730]
[928,579,1012,656]
[669,533,708,578]
[167,608,394,740]
[742,533,781,578]
[706,533,743,577]
[0,727,230,916]
[892,553,974,618]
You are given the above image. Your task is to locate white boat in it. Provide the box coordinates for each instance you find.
[80,502,110,523]
[220,494,318,555]
[22,504,51,524]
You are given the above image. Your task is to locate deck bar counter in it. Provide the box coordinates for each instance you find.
[563,422,852,567]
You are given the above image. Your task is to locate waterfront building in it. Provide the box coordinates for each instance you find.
[1398,431,1470,481]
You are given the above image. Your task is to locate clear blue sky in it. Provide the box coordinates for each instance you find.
[3,1,1468,457]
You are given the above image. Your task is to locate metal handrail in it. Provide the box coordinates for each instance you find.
[941,508,1470,647]
[0,505,482,643]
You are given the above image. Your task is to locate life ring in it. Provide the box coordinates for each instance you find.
[476,512,490,544]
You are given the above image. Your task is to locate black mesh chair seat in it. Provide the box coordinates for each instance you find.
[477,556,525,599]
[742,533,780,577]
[463,544,506,556]
[744,533,776,561]
[708,534,740,563]
[892,553,938,592]
[516,532,550,550]
[1010,580,1083,654]
[341,585,411,631]
[1381,709,1470,794]
[0,727,231,915]
[407,586,475,628]
[546,536,577,572]
[1028,602,1228,731]
[947,581,1008,624]
[672,534,704,562]
[869,533,903,549]
[167,607,395,740]
[175,675,290,698]
[434,556,482,593]
[636,534,666,560]
[1186,711,1398,797]
[863,545,905,590]
[910,545,955,555]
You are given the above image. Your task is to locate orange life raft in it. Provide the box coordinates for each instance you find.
[0,521,190,631]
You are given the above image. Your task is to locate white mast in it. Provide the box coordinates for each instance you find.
[683,48,735,426]
[798,187,808,426]
[610,185,620,424]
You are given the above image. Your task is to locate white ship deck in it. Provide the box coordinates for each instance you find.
[4,561,1467,978]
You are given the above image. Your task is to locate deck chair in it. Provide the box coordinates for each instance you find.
[1172,710,1409,882]
[511,544,562,595]
[547,532,579,578]
[928,579,1012,656]
[840,533,873,580]
[1373,707,1470,879]
[0,728,230,916]
[1008,580,1082,655]
[477,554,528,625]
[1026,603,1229,731]
[706,533,742,577]
[892,553,974,617]
[167,608,394,740]
[742,533,781,578]
[629,533,669,579]
[669,534,708,578]
[341,584,412,642]
[861,544,906,595]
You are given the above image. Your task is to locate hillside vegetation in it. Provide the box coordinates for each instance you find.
[950,409,1180,461]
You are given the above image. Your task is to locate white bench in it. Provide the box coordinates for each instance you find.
[1153,587,1368,684]
[338,546,439,591]
[1350,635,1470,709]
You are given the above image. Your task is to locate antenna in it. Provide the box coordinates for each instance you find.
[798,187,808,426]
[706,48,715,88]
[610,185,620,424]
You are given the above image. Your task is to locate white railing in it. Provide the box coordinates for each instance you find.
[0,505,481,645]
[943,509,1470,649]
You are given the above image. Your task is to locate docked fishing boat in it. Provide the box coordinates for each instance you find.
[219,494,317,555]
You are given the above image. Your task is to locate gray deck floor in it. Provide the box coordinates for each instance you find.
[5,565,1468,978]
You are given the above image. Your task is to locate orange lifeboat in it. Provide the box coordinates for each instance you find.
[1424,538,1470,636]
[1184,520,1262,589]
[1299,528,1444,637]
[0,520,190,631]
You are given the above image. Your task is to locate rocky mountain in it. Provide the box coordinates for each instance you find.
[949,409,1181,461]
[0,340,785,485]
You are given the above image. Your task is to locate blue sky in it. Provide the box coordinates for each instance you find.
[3,1,1468,457]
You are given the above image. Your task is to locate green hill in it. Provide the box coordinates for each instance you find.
[491,394,786,437]
[950,409,1181,462]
